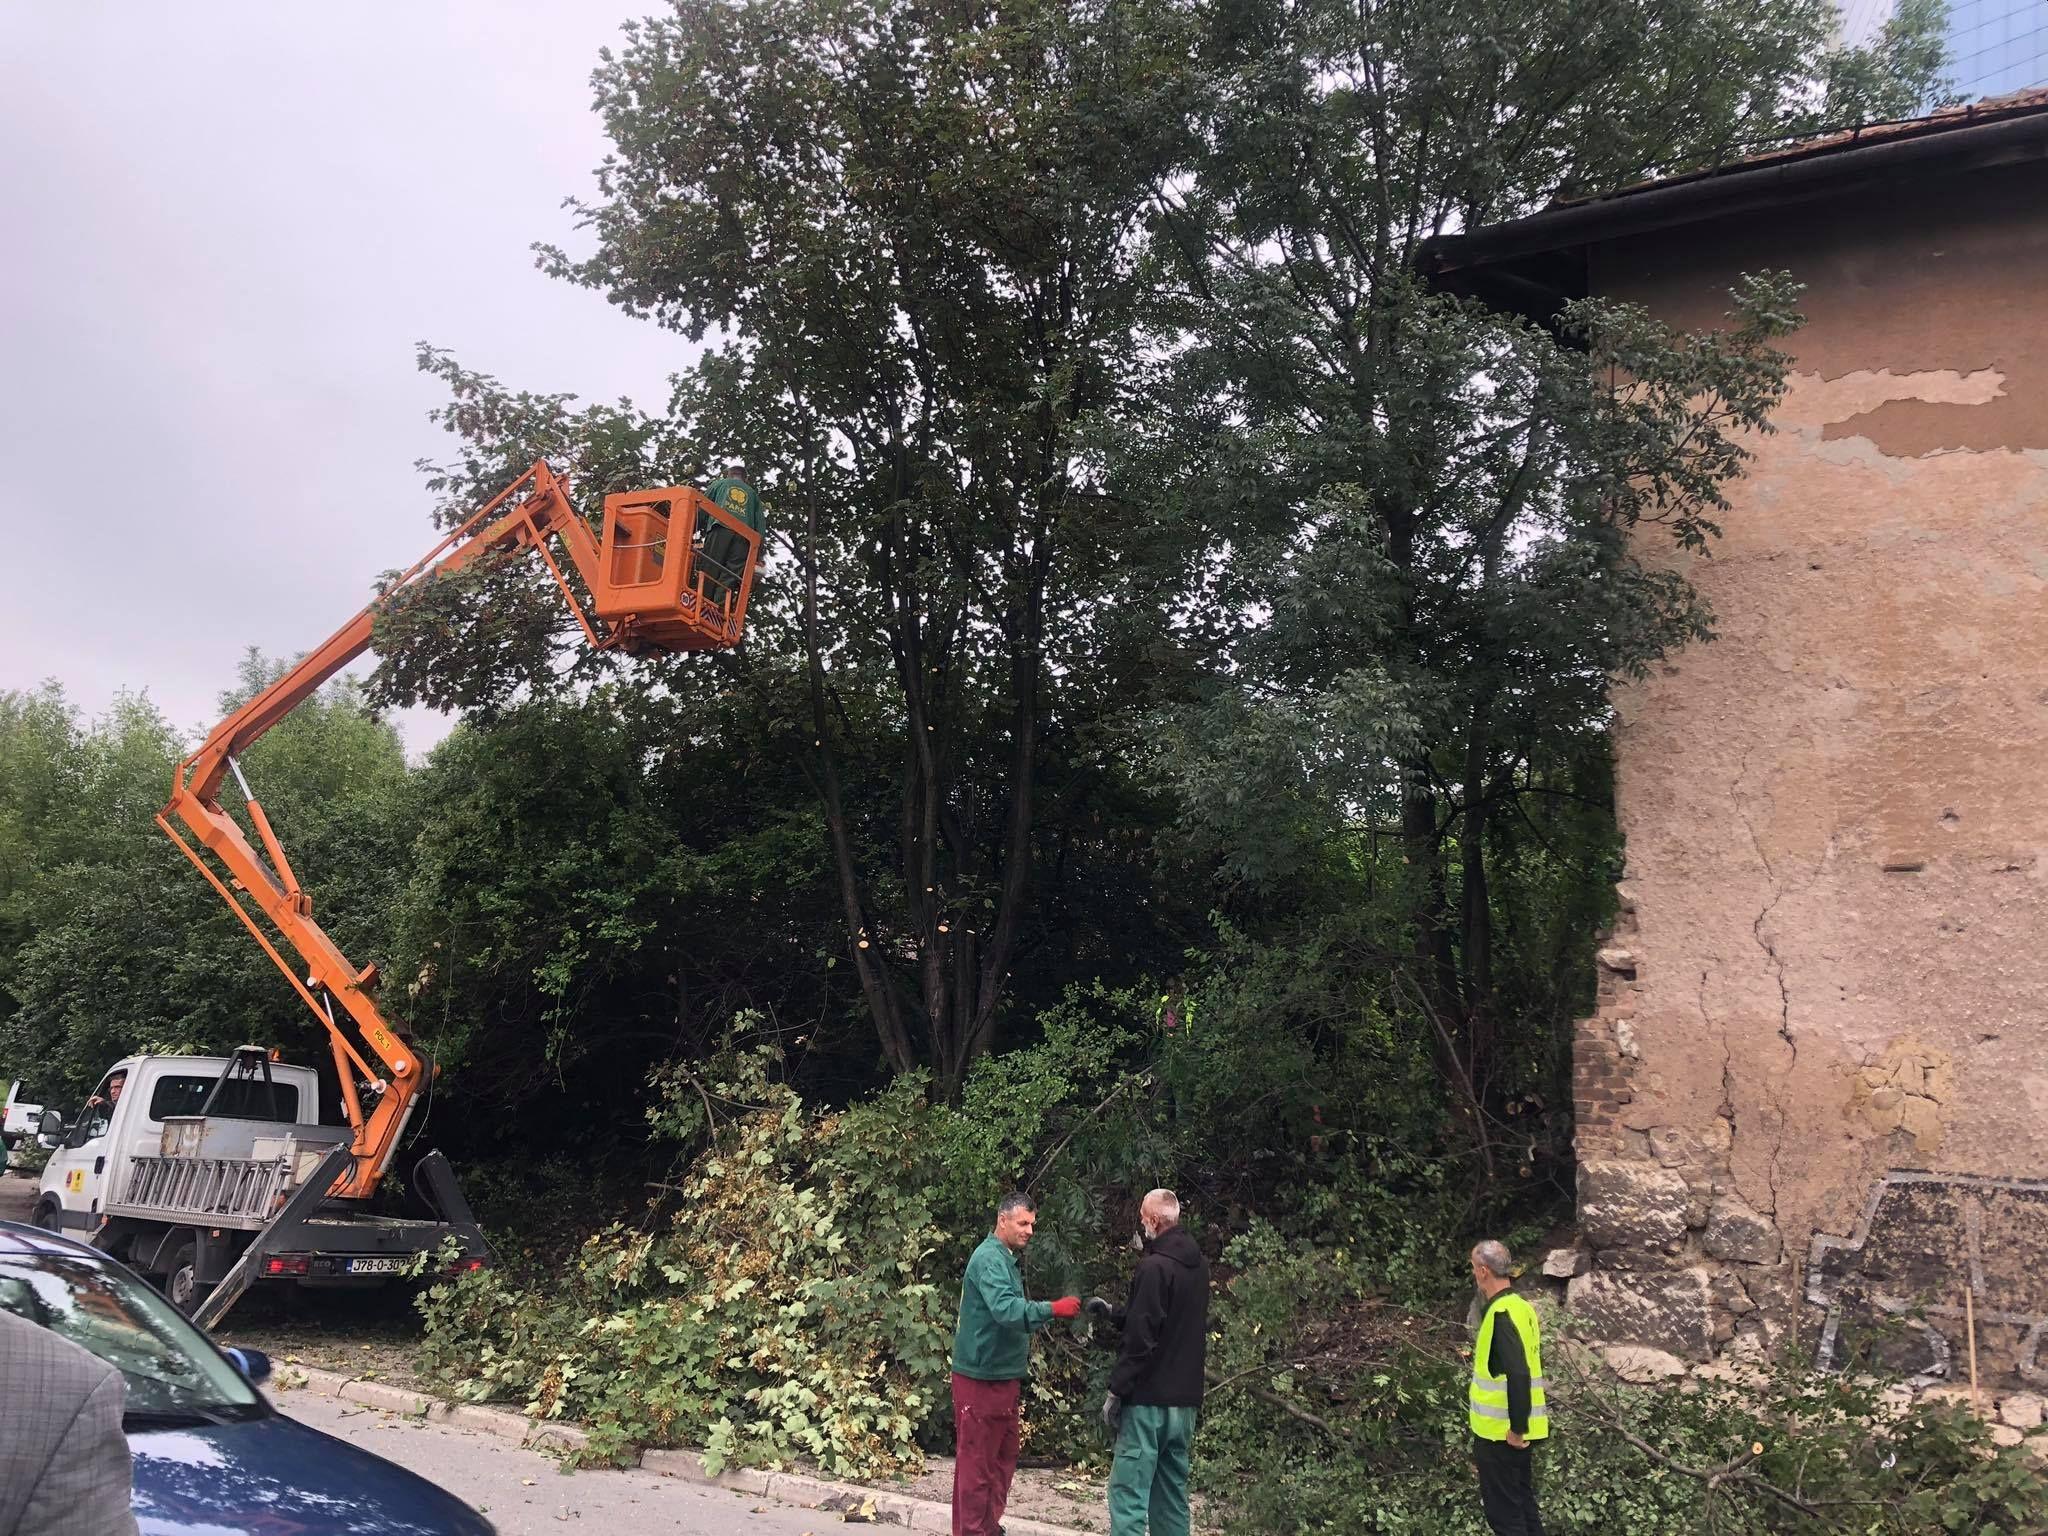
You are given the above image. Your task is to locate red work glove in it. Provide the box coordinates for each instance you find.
[1050,1296,1081,1320]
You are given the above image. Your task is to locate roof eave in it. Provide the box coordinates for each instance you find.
[1419,106,2048,319]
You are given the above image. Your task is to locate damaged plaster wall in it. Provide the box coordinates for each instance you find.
[1567,164,2048,1378]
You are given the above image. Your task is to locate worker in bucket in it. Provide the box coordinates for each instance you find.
[697,463,763,598]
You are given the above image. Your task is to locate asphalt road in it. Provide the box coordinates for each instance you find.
[274,1392,839,1536]
[0,1171,36,1222]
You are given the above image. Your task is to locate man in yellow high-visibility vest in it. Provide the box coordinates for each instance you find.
[1468,1240,1548,1535]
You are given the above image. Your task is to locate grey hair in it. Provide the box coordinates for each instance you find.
[996,1191,1037,1220]
[1142,1189,1181,1227]
[1472,1239,1513,1277]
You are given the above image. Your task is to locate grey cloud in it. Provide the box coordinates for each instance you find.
[0,2,696,754]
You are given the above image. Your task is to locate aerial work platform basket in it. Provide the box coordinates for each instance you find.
[594,485,760,655]
[157,460,763,1214]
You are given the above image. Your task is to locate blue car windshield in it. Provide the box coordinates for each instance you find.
[0,1253,262,1419]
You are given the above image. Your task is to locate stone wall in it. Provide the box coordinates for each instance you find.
[1559,163,2048,1385]
[1567,896,1795,1364]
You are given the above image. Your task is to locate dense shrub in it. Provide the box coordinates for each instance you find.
[416,1007,2048,1530]
[418,1044,956,1475]
[413,997,1191,1476]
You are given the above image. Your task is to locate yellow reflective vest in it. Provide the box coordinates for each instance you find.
[1470,1291,1548,1441]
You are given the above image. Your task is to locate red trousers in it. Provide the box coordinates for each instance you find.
[951,1373,1021,1536]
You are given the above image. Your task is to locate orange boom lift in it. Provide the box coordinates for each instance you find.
[158,462,759,1202]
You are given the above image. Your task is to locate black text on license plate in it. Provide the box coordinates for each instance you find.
[348,1256,407,1275]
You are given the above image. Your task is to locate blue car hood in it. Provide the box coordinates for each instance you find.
[130,1410,493,1536]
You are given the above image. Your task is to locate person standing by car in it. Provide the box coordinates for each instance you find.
[1087,1189,1209,1536]
[0,1308,138,1536]
[950,1192,1080,1536]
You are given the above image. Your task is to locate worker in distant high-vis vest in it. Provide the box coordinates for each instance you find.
[1468,1240,1548,1536]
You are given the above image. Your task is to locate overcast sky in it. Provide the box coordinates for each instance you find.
[0,3,696,755]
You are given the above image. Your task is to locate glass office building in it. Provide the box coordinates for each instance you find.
[1838,0,2046,98]
[1944,0,2048,96]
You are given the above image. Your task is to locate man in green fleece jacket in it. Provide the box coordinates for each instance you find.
[951,1191,1080,1536]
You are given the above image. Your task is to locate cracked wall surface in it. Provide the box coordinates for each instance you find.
[1565,165,2048,1378]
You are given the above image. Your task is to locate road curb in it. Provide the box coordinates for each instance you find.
[280,1365,1092,1536]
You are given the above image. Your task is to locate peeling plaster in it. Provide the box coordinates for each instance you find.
[1844,1038,1955,1158]
[1777,365,2048,459]
[1796,367,2007,426]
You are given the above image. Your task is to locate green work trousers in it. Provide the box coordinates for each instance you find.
[1108,1403,1197,1536]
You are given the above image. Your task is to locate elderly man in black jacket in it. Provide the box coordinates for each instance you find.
[1087,1189,1208,1536]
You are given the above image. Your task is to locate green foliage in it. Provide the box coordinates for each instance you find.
[1818,0,1958,122]
[936,998,1148,1212]
[383,689,843,1134]
[0,663,413,1102]
[3,7,2004,1528]
[413,995,1171,1475]
[1125,0,1885,1190]
[356,0,1961,1114]
[417,1037,957,1476]
[1195,1235,2048,1535]
[368,0,1222,1094]
[0,683,178,1062]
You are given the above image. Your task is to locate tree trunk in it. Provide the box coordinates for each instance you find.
[1458,696,1497,1084]
[1401,770,1460,1016]
[800,465,915,1075]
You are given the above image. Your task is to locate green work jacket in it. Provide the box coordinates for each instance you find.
[704,475,763,534]
[951,1233,1053,1381]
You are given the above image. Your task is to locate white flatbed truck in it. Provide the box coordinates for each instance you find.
[33,1048,486,1326]
[62,464,756,1328]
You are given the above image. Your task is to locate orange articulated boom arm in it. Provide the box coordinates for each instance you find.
[158,462,758,1201]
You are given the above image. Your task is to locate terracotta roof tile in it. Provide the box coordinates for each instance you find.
[1564,86,2048,208]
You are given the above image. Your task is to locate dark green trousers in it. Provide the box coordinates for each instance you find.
[1109,1403,1196,1536]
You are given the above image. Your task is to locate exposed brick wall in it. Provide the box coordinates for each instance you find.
[1572,900,1639,1160]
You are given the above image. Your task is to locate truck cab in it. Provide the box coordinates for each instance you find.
[36,1053,328,1238]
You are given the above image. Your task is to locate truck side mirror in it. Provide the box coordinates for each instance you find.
[35,1109,64,1142]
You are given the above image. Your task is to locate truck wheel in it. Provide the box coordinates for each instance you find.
[31,1199,62,1234]
[166,1240,211,1315]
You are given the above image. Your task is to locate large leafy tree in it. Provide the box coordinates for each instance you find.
[1134,0,1951,1138]
[375,0,1206,1095]
[368,0,1948,1117]
[381,689,849,1134]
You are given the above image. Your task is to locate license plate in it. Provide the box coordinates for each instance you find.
[347,1256,409,1275]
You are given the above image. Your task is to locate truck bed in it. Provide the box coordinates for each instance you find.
[182,1144,491,1330]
